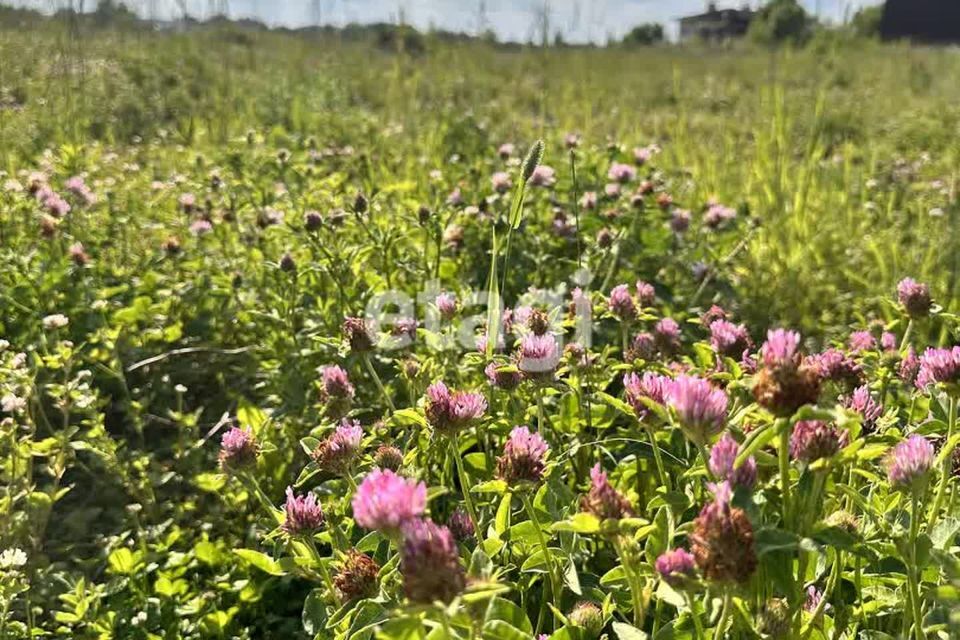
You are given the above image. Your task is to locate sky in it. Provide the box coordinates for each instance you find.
[8,0,885,43]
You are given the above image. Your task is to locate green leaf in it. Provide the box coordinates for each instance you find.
[237,399,268,436]
[302,589,327,636]
[390,408,428,429]
[552,512,601,534]
[484,596,532,633]
[233,549,286,576]
[596,391,635,417]
[107,548,144,576]
[473,480,508,494]
[613,622,649,640]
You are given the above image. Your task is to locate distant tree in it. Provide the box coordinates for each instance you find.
[850,5,883,39]
[749,0,813,45]
[622,23,664,46]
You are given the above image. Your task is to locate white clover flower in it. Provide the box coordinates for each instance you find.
[0,548,27,569]
[42,314,69,330]
[1,394,26,414]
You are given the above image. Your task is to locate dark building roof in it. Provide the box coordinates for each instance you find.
[679,3,755,42]
[881,0,960,43]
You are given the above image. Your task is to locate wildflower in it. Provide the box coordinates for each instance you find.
[625,332,656,362]
[709,433,757,489]
[353,192,368,214]
[279,252,296,273]
[178,193,196,213]
[844,385,882,432]
[334,550,380,603]
[790,421,848,463]
[915,346,960,392]
[352,469,426,534]
[596,228,614,248]
[690,482,757,584]
[691,261,710,282]
[664,375,728,446]
[498,143,515,159]
[899,347,920,384]
[491,172,512,194]
[399,519,466,604]
[848,330,876,353]
[526,308,551,336]
[670,208,691,233]
[281,487,325,536]
[529,165,556,187]
[0,548,27,570]
[607,163,636,184]
[824,510,860,536]
[304,210,323,231]
[633,146,653,165]
[887,435,935,491]
[518,334,560,380]
[311,420,363,475]
[881,332,897,352]
[162,236,181,255]
[809,348,863,388]
[635,280,655,307]
[218,427,259,471]
[424,381,487,435]
[656,193,673,210]
[568,602,604,639]
[897,278,932,318]
[319,365,354,418]
[485,361,522,390]
[435,293,458,321]
[604,183,621,198]
[804,586,830,616]
[373,444,404,471]
[655,548,697,587]
[754,329,821,416]
[496,426,549,486]
[189,218,213,236]
[581,464,633,520]
[68,242,89,266]
[760,599,791,638]
[42,314,69,330]
[704,203,736,228]
[342,316,374,352]
[447,508,475,542]
[608,284,636,320]
[580,191,597,210]
[701,305,727,326]
[564,133,581,149]
[709,320,752,359]
[624,371,669,418]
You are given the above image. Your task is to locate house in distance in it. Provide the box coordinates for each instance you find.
[679,2,755,42]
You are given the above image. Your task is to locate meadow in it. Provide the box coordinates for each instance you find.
[1,11,960,640]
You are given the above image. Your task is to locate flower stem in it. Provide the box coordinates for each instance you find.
[927,395,955,530]
[450,434,480,535]
[305,537,335,600]
[908,490,926,640]
[713,591,732,640]
[520,492,562,605]
[697,441,715,482]
[686,593,705,640]
[899,318,914,352]
[613,536,645,627]
[777,419,792,530]
[645,423,671,491]
[362,352,396,414]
